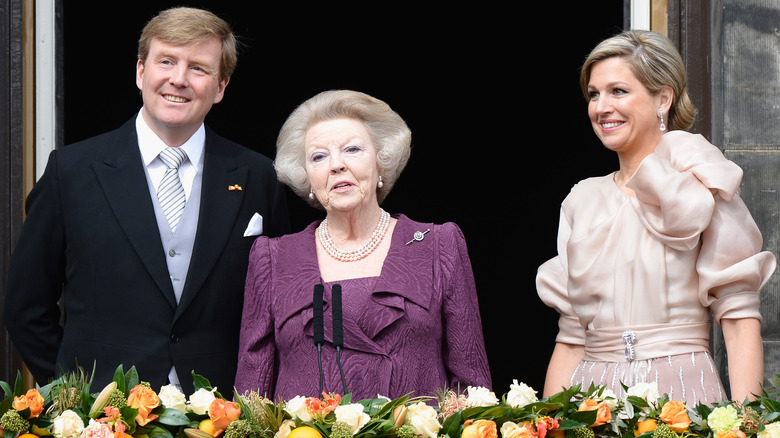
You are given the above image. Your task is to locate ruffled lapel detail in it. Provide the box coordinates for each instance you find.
[276,215,436,357]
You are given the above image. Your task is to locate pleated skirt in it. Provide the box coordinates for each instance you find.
[570,351,726,406]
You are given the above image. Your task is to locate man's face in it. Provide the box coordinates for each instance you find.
[136,37,229,144]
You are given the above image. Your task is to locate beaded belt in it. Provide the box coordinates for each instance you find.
[583,321,711,362]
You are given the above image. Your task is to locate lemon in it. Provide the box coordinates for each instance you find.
[288,426,323,438]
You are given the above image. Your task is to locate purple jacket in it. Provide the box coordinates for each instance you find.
[235,214,492,400]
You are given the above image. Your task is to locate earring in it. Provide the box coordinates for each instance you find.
[308,188,314,200]
[377,176,384,188]
[658,109,667,131]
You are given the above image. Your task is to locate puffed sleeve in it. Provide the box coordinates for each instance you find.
[235,236,277,396]
[698,193,775,323]
[536,206,586,345]
[437,222,493,390]
[627,131,776,324]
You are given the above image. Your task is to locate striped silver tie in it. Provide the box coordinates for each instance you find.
[157,147,188,232]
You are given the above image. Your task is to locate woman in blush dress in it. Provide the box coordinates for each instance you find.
[235,89,491,401]
[537,30,776,405]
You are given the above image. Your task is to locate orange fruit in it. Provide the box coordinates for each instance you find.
[288,426,323,438]
[18,434,39,438]
[634,419,657,437]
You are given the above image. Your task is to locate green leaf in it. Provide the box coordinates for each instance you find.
[192,372,212,392]
[145,424,176,438]
[125,366,140,391]
[568,409,597,425]
[0,381,12,399]
[113,365,127,393]
[155,407,192,426]
[626,395,650,409]
[13,371,23,397]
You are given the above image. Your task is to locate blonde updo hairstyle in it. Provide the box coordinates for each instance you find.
[580,30,697,131]
[275,90,412,208]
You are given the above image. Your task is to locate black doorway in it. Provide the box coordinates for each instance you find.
[63,2,624,394]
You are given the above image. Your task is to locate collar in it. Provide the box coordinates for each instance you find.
[135,110,205,170]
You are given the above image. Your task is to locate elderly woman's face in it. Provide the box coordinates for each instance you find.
[586,57,670,156]
[304,118,380,213]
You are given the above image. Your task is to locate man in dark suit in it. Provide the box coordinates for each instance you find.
[3,7,289,396]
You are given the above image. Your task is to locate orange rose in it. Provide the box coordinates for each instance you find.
[634,419,657,436]
[13,389,45,418]
[127,384,160,426]
[716,430,747,438]
[462,419,498,438]
[578,399,612,427]
[209,398,241,432]
[659,401,691,433]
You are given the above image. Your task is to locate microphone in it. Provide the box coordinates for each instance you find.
[313,284,324,394]
[313,284,325,345]
[332,284,343,348]
[332,284,347,394]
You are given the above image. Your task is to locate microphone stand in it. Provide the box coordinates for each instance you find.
[332,284,348,395]
[313,284,325,395]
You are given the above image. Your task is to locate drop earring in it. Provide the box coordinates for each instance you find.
[308,188,314,200]
[377,176,384,188]
[658,109,667,131]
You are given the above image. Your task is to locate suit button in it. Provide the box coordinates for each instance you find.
[170,333,179,343]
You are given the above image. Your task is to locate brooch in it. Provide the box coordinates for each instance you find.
[228,184,243,191]
[622,331,637,361]
[406,229,430,245]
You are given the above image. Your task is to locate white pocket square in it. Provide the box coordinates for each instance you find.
[243,213,263,237]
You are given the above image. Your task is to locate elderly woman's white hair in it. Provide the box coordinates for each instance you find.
[274,89,412,207]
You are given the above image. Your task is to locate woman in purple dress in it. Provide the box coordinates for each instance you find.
[234,90,492,401]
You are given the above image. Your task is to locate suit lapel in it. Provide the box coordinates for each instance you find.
[91,120,177,309]
[175,132,248,318]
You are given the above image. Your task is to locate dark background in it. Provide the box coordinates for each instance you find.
[63,2,623,394]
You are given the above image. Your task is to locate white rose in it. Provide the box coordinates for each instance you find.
[188,387,217,415]
[597,388,618,411]
[506,380,538,408]
[626,382,660,403]
[285,395,313,422]
[159,384,188,413]
[274,420,296,438]
[406,401,442,438]
[51,409,85,438]
[466,386,499,407]
[334,403,370,434]
[758,422,780,438]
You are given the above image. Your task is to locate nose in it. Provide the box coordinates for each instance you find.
[329,151,346,173]
[169,65,189,87]
[592,95,613,115]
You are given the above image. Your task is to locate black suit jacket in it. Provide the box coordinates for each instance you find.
[4,116,290,395]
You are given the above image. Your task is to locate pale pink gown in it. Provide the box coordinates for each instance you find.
[537,131,776,405]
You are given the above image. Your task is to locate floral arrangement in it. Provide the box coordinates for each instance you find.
[1,365,778,438]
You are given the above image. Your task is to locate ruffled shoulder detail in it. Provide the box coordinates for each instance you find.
[653,131,743,200]
[626,131,744,251]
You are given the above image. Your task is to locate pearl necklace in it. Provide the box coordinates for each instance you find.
[317,209,391,262]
